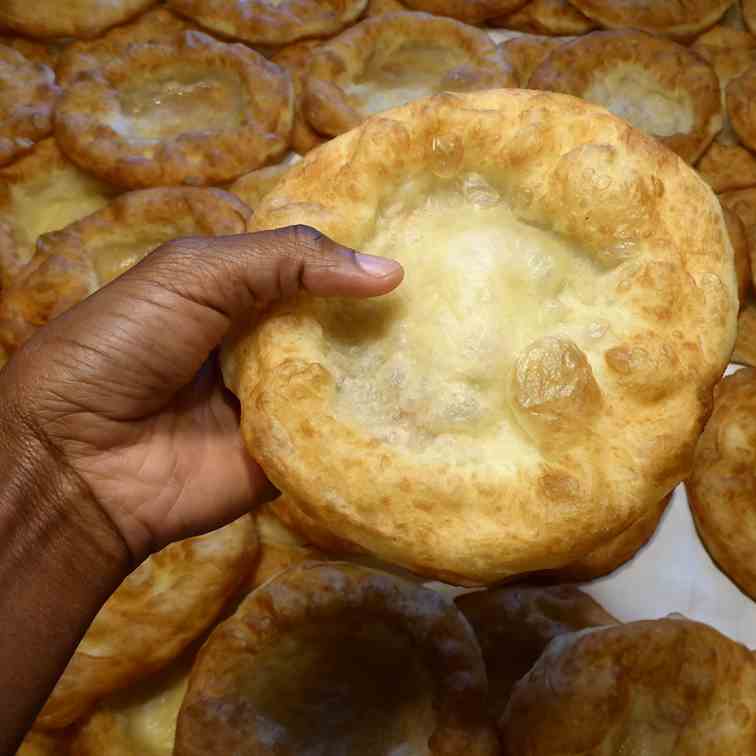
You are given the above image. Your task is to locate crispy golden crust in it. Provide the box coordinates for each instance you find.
[365,0,406,13]
[688,368,756,598]
[0,139,118,286]
[175,562,498,756]
[0,0,158,40]
[305,12,517,138]
[538,493,671,581]
[529,30,723,164]
[490,0,597,35]
[734,300,756,365]
[502,617,756,754]
[0,46,59,167]
[16,730,72,756]
[55,32,294,189]
[697,142,756,193]
[272,40,327,153]
[0,187,250,353]
[225,90,737,585]
[727,64,756,151]
[746,0,756,34]
[70,657,191,756]
[57,7,194,87]
[37,516,257,730]
[723,204,753,304]
[167,0,368,45]
[230,155,302,211]
[568,0,735,40]
[456,586,616,716]
[400,0,529,23]
[694,23,756,49]
[0,35,61,69]
[497,33,574,86]
[721,186,756,269]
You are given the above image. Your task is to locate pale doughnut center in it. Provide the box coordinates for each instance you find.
[247,622,436,756]
[118,65,246,140]
[346,44,467,115]
[584,66,694,137]
[320,175,609,458]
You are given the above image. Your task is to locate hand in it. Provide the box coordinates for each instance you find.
[0,226,403,564]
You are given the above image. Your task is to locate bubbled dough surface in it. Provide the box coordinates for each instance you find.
[584,65,694,138]
[322,175,619,463]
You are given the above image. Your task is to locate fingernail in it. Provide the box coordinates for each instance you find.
[354,253,401,277]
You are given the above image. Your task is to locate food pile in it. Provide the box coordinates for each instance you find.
[3,1,756,754]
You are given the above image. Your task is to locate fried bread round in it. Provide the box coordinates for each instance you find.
[733,301,756,365]
[688,368,756,598]
[174,562,498,756]
[304,12,516,137]
[0,45,59,167]
[272,41,326,154]
[0,0,158,40]
[17,730,72,756]
[502,616,756,754]
[723,203,752,304]
[398,0,529,24]
[365,0,406,13]
[0,187,250,353]
[224,90,738,585]
[55,32,294,189]
[745,0,756,34]
[37,516,257,730]
[230,155,302,212]
[0,35,60,69]
[0,139,117,286]
[529,30,722,164]
[57,7,194,87]
[456,585,616,716]
[727,64,756,151]
[721,186,756,265]
[497,33,575,87]
[696,142,756,193]
[167,0,368,46]
[70,657,190,756]
[568,0,736,40]
[490,0,596,35]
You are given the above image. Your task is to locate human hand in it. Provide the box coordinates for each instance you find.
[0,226,403,564]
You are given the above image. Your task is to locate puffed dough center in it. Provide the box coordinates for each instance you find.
[116,66,247,140]
[323,177,614,460]
[584,65,694,138]
[242,622,436,756]
[346,44,467,116]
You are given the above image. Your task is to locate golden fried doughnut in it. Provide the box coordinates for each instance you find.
[230,155,302,212]
[70,657,191,756]
[502,616,756,754]
[57,7,193,87]
[497,33,574,87]
[745,0,756,34]
[688,368,756,597]
[568,0,736,40]
[723,204,753,304]
[539,493,671,581]
[398,0,529,24]
[697,142,756,193]
[0,187,250,353]
[0,1,158,40]
[529,31,722,164]
[167,0,367,45]
[0,45,59,167]
[37,516,257,730]
[734,300,756,365]
[0,139,117,286]
[490,0,596,35]
[55,32,294,189]
[16,730,71,756]
[174,562,498,756]
[304,12,516,138]
[457,585,616,716]
[0,35,60,69]
[272,41,326,154]
[727,64,756,152]
[365,0,406,14]
[270,493,365,554]
[224,90,737,585]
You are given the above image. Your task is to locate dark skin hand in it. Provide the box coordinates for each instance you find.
[0,225,403,753]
